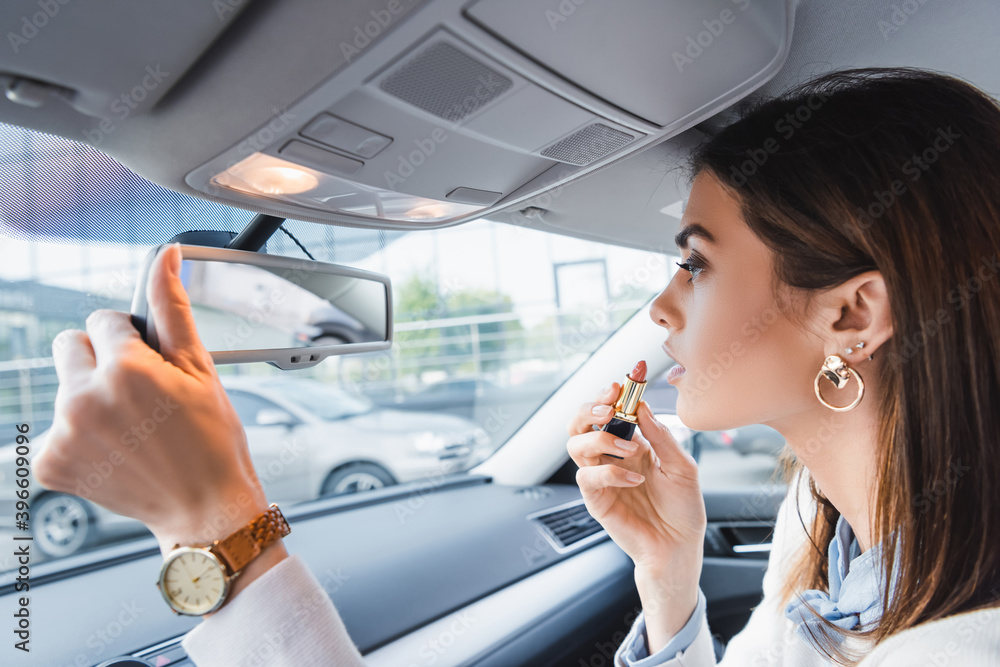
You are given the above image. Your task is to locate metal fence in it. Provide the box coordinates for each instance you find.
[0,300,648,441]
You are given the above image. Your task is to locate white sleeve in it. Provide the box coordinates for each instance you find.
[614,589,718,666]
[614,604,715,667]
[610,473,814,667]
[181,553,367,666]
[717,470,814,666]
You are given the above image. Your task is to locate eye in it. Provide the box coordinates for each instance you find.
[674,252,706,282]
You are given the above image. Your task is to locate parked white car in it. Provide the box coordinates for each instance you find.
[0,377,492,558]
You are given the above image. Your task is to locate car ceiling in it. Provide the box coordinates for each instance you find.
[493,0,1000,252]
[0,0,997,253]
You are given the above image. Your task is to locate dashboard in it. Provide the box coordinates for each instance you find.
[2,475,640,666]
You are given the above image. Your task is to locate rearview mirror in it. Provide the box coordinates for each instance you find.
[130,244,392,369]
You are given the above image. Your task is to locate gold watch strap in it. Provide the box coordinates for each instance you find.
[209,503,290,575]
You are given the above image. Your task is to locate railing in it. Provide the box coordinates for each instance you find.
[0,357,58,436]
[0,300,650,439]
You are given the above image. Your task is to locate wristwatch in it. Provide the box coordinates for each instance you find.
[156,503,291,616]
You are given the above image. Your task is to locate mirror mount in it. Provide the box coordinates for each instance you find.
[167,229,238,248]
[225,214,286,253]
[165,214,287,254]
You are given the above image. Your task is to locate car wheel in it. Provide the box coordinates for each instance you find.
[32,493,93,558]
[320,463,396,497]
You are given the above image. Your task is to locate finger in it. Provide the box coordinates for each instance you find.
[567,430,641,466]
[632,429,663,470]
[51,329,96,388]
[146,243,213,375]
[565,383,621,435]
[636,401,691,467]
[85,310,147,366]
[576,464,644,494]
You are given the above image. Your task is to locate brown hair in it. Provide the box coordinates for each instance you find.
[686,67,1000,663]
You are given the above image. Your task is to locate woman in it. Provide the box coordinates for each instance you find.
[33,67,1000,666]
[567,67,1000,665]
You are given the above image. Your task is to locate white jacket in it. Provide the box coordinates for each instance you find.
[180,477,1000,666]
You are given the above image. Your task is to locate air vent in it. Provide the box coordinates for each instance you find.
[528,499,606,553]
[380,42,513,122]
[541,123,635,165]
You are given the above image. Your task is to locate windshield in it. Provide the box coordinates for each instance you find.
[0,122,670,573]
[267,380,375,420]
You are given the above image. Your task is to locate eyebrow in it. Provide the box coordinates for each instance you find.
[674,222,717,250]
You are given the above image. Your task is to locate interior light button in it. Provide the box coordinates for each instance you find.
[300,113,393,159]
[279,141,364,176]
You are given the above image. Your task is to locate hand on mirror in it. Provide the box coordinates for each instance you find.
[33,243,273,557]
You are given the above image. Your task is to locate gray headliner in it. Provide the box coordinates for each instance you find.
[490,0,1000,252]
[0,0,794,236]
[1,0,997,251]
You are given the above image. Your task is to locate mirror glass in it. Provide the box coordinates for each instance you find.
[178,258,388,352]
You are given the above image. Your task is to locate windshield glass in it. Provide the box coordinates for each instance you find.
[267,380,375,420]
[0,122,671,573]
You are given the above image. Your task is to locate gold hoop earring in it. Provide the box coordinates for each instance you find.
[813,354,864,412]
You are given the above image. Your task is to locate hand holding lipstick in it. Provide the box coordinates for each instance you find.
[566,372,707,647]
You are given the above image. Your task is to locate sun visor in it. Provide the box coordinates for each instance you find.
[0,0,254,119]
[466,0,789,128]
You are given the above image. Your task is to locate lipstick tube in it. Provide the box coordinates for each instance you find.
[602,360,647,460]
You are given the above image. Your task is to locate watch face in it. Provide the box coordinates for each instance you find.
[157,548,229,616]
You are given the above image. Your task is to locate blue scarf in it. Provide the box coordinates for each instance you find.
[783,514,900,653]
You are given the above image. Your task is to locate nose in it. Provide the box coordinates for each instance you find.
[649,272,682,331]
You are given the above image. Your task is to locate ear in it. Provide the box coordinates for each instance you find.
[812,270,894,360]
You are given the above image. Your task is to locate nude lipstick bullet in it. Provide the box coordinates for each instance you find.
[602,360,647,460]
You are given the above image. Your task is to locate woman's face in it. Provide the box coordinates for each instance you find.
[649,169,821,432]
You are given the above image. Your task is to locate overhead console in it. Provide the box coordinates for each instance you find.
[0,0,795,230]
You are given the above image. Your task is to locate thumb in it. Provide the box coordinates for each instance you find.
[636,401,691,468]
[146,243,213,375]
